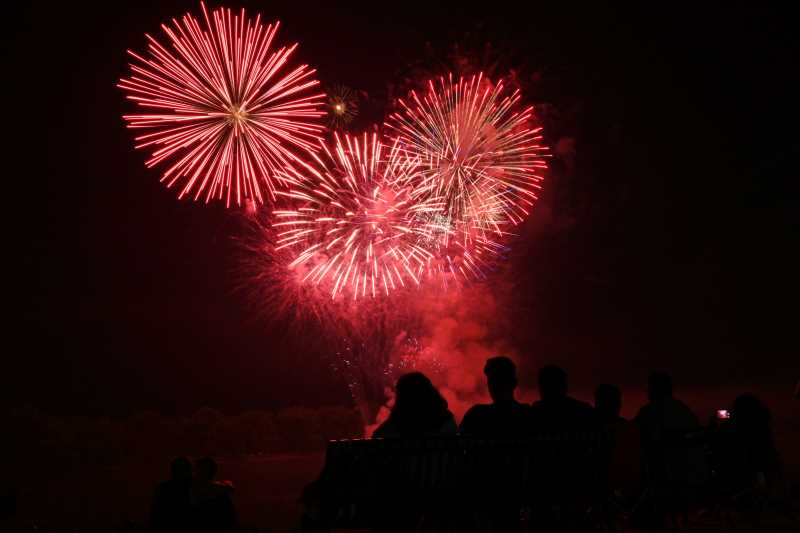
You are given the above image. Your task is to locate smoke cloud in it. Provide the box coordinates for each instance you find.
[367,277,536,435]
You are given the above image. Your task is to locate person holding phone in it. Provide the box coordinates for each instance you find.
[709,393,783,511]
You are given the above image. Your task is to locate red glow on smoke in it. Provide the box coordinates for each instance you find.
[366,279,530,433]
[240,72,548,421]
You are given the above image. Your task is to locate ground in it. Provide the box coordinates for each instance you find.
[7,453,325,532]
[4,411,799,532]
[5,449,799,532]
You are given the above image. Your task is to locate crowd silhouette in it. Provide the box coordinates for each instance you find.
[150,457,236,533]
[138,359,791,532]
[301,358,790,532]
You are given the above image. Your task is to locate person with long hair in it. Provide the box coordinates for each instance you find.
[373,372,457,438]
[728,394,781,493]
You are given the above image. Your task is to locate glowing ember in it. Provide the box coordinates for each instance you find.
[118,2,325,207]
[326,84,359,129]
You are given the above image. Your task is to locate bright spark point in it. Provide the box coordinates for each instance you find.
[326,84,358,129]
[227,105,248,125]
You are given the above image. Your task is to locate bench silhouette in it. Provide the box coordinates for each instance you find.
[317,432,607,529]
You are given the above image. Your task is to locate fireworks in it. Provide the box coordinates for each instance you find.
[238,217,338,326]
[386,73,548,240]
[326,84,359,129]
[241,214,428,420]
[118,2,325,207]
[116,7,551,424]
[272,132,444,300]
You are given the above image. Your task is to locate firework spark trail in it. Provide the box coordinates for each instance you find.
[240,214,429,423]
[386,73,548,276]
[272,132,446,300]
[118,2,325,207]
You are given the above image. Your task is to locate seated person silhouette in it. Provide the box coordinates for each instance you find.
[634,372,706,529]
[634,372,704,473]
[529,365,596,432]
[712,393,782,500]
[191,457,236,533]
[150,456,193,532]
[373,372,457,438]
[460,358,531,533]
[460,356,531,438]
[369,373,457,532]
[302,373,455,531]
[527,367,596,529]
[594,384,640,504]
[595,384,626,428]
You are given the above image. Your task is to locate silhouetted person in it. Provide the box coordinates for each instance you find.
[460,356,531,438]
[301,374,454,531]
[595,384,625,428]
[529,365,596,432]
[634,372,702,450]
[191,457,236,533]
[460,357,530,532]
[373,372,457,438]
[0,489,15,521]
[723,394,782,494]
[368,373,457,532]
[526,367,597,530]
[150,456,193,532]
[594,384,641,513]
[633,372,706,529]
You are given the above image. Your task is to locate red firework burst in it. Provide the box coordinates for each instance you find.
[272,132,444,300]
[118,2,325,207]
[386,73,548,260]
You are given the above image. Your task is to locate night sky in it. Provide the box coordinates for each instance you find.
[5,2,798,416]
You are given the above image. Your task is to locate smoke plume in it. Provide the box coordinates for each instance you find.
[367,277,535,435]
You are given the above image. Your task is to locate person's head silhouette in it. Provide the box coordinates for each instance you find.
[595,384,622,421]
[389,372,450,435]
[195,457,217,483]
[732,393,771,430]
[484,356,518,403]
[648,371,673,402]
[538,365,568,402]
[170,456,192,481]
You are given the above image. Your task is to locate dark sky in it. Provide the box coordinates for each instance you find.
[4,2,798,416]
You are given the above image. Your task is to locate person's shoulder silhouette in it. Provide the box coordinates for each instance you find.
[151,456,193,532]
[593,384,641,495]
[634,371,699,434]
[634,371,707,492]
[373,372,456,438]
[595,384,626,428]
[460,356,531,438]
[191,457,236,533]
[730,393,780,478]
[529,365,596,432]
